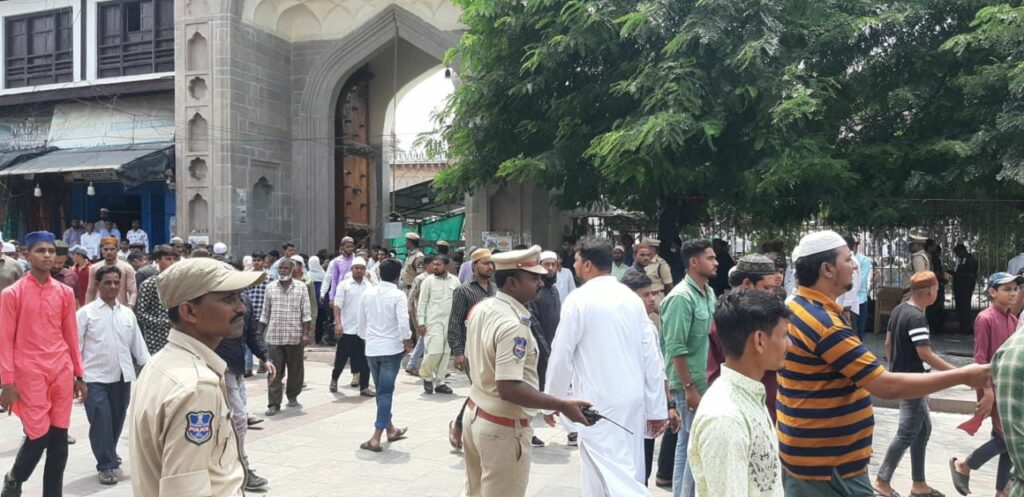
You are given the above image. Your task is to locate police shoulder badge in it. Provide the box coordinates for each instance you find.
[185,411,214,445]
[512,337,528,359]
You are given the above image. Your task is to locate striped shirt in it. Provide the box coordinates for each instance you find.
[777,286,885,481]
[448,280,496,356]
[77,299,150,383]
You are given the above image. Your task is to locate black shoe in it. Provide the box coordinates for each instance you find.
[567,432,578,447]
[265,405,280,416]
[286,398,302,408]
[243,370,254,378]
[423,381,434,394]
[244,469,268,490]
[531,436,545,447]
[434,384,453,394]
[98,469,118,485]
[2,473,21,497]
[247,415,264,426]
[67,435,76,445]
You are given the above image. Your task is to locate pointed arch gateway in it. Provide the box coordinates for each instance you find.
[292,5,461,251]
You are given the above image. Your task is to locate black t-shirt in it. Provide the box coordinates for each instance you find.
[888,302,931,373]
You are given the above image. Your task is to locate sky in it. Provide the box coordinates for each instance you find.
[393,67,454,153]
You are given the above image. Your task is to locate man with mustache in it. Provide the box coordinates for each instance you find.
[128,257,265,496]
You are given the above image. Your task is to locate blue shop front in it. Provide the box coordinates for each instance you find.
[0,95,176,246]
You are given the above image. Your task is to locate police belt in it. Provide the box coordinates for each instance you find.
[467,399,529,428]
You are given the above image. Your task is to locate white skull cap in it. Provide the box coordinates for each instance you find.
[792,230,847,262]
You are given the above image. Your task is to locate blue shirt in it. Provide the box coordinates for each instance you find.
[856,253,872,304]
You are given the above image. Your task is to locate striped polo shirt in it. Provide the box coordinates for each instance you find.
[777,286,885,480]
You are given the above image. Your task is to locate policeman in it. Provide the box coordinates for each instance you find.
[402,232,426,289]
[128,257,264,496]
[907,233,931,277]
[638,239,674,305]
[462,245,592,497]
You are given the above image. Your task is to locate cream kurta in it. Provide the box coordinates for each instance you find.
[545,275,667,496]
[417,272,460,386]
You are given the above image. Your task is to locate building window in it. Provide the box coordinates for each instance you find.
[4,9,74,89]
[97,0,174,78]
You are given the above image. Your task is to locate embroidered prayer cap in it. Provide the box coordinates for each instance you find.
[100,236,119,247]
[910,271,939,289]
[791,230,847,262]
[613,245,625,253]
[646,238,662,247]
[539,250,558,262]
[907,233,928,242]
[24,231,56,249]
[289,254,306,269]
[157,257,265,308]
[735,253,776,275]
[1,243,13,254]
[169,236,184,244]
[352,256,367,267]
[470,248,492,262]
[493,245,547,274]
[405,232,421,241]
[213,242,227,255]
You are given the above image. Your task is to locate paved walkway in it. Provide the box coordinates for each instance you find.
[0,360,1001,496]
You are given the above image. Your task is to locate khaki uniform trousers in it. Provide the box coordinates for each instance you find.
[462,408,533,497]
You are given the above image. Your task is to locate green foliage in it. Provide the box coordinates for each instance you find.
[426,0,1024,230]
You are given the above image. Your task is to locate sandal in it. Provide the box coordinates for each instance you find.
[449,420,462,450]
[949,457,971,496]
[359,441,382,452]
[387,427,408,443]
[873,490,900,497]
[910,490,944,497]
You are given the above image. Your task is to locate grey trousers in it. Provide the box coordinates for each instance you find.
[225,372,248,460]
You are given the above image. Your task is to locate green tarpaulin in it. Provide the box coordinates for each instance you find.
[391,213,465,260]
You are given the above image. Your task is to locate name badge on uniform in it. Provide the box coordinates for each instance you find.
[185,411,214,445]
[513,337,527,359]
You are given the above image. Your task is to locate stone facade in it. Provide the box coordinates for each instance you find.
[173,0,461,254]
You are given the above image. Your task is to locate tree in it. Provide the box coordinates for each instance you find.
[429,0,1024,241]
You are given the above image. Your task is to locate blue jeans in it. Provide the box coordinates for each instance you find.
[858,302,869,336]
[408,338,425,369]
[671,390,695,497]
[877,397,930,483]
[84,381,131,471]
[367,353,402,430]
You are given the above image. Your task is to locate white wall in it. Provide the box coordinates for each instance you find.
[0,0,172,95]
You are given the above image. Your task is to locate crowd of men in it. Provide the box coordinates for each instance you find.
[0,225,1021,497]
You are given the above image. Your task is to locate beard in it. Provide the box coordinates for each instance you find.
[542,274,557,287]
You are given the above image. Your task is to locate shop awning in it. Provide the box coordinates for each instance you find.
[0,147,55,170]
[0,143,173,188]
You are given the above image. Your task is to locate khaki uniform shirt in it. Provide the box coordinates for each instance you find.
[465,291,540,419]
[908,250,931,278]
[129,328,244,496]
[644,256,673,293]
[401,250,426,289]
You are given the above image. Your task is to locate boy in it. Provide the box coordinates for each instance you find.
[951,272,1023,497]
[688,288,789,497]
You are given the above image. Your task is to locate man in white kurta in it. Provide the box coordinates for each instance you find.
[544,245,668,496]
[416,256,460,393]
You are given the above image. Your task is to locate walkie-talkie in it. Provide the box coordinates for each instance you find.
[580,407,633,435]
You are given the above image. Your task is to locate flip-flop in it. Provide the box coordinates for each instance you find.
[872,489,901,497]
[359,441,382,452]
[910,489,945,497]
[949,457,971,496]
[449,420,462,450]
[387,427,408,443]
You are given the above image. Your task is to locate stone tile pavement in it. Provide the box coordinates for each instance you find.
[0,360,1003,496]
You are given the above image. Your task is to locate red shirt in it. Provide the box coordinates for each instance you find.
[73,263,90,306]
[973,304,1017,432]
[0,275,84,383]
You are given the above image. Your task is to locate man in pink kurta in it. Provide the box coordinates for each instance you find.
[0,231,86,497]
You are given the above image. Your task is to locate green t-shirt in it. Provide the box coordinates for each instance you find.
[659,274,715,393]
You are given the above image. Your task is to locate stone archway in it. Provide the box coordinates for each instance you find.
[292,5,461,251]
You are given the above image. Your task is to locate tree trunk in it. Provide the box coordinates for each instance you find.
[657,196,685,258]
